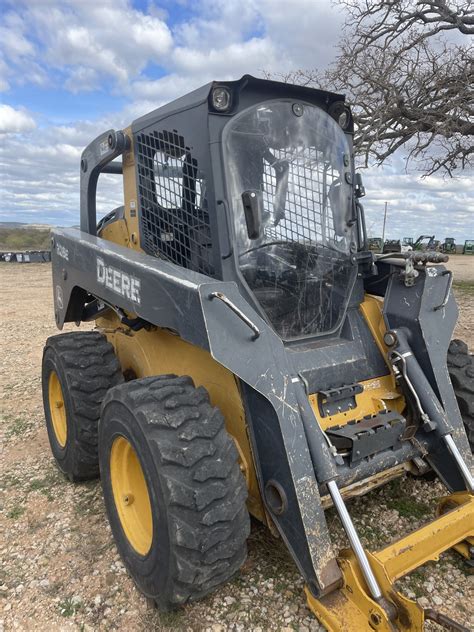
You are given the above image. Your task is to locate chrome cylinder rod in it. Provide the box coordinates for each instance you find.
[444,434,474,492]
[327,479,383,601]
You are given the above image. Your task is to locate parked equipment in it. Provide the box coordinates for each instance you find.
[41,76,474,632]
[463,240,474,255]
[382,239,401,254]
[441,238,456,254]
[382,238,413,254]
[413,235,436,251]
[0,250,51,262]
[367,237,383,252]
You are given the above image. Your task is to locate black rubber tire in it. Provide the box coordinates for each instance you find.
[42,331,123,481]
[447,338,474,452]
[99,375,250,610]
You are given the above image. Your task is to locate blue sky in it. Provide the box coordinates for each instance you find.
[0,0,473,242]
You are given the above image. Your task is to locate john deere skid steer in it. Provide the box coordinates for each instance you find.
[42,76,474,631]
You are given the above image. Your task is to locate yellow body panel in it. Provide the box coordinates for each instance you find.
[99,217,130,248]
[98,316,267,523]
[309,294,405,430]
[360,294,389,359]
[121,128,142,252]
[375,492,474,582]
[309,374,405,431]
[306,552,424,632]
[110,435,153,555]
[48,370,67,447]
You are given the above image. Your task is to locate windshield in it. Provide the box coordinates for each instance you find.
[224,100,357,340]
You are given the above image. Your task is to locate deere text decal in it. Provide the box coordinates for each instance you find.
[96,257,141,304]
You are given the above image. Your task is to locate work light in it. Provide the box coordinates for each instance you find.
[212,87,231,111]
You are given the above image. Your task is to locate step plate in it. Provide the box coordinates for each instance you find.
[326,410,406,465]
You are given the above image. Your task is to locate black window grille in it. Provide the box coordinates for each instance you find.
[136,129,214,276]
[261,147,338,245]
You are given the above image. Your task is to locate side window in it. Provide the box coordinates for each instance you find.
[136,128,214,276]
[153,151,204,210]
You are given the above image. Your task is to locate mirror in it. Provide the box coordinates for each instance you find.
[242,190,263,239]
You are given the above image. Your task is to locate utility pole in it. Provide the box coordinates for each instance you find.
[382,201,388,243]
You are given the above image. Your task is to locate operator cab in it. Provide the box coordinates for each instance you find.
[91,75,365,344]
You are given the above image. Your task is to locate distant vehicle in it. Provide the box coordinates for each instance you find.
[382,239,412,254]
[441,238,456,254]
[382,239,401,254]
[367,237,383,251]
[0,250,51,263]
[413,235,436,251]
[464,239,474,255]
[402,237,414,247]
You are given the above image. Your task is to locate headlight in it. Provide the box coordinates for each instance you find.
[338,110,349,129]
[328,101,351,130]
[212,87,231,112]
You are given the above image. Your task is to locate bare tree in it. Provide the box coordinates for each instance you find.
[274,1,474,176]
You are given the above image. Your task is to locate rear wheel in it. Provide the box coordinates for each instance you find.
[42,331,123,481]
[99,375,250,609]
[447,339,474,452]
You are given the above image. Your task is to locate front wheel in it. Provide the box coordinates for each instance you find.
[99,375,250,610]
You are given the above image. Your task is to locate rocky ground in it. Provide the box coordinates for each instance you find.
[0,258,473,632]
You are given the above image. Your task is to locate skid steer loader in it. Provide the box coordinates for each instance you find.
[41,76,474,631]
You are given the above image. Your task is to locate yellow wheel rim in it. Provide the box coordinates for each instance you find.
[48,370,67,447]
[110,436,153,555]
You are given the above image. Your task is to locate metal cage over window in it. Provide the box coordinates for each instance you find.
[136,129,214,276]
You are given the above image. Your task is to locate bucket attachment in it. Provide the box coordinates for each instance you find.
[306,492,474,631]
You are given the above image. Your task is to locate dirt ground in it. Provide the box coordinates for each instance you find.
[0,256,473,632]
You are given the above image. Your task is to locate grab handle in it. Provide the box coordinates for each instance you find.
[209,292,261,340]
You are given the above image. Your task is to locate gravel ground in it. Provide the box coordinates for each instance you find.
[0,260,473,632]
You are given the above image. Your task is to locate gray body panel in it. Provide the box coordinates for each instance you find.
[383,266,473,487]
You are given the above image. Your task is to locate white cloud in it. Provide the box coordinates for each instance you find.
[172,37,277,76]
[0,12,35,59]
[0,109,129,225]
[1,1,173,90]
[258,0,343,69]
[32,2,172,85]
[0,105,36,134]
[362,160,474,242]
[64,66,100,93]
